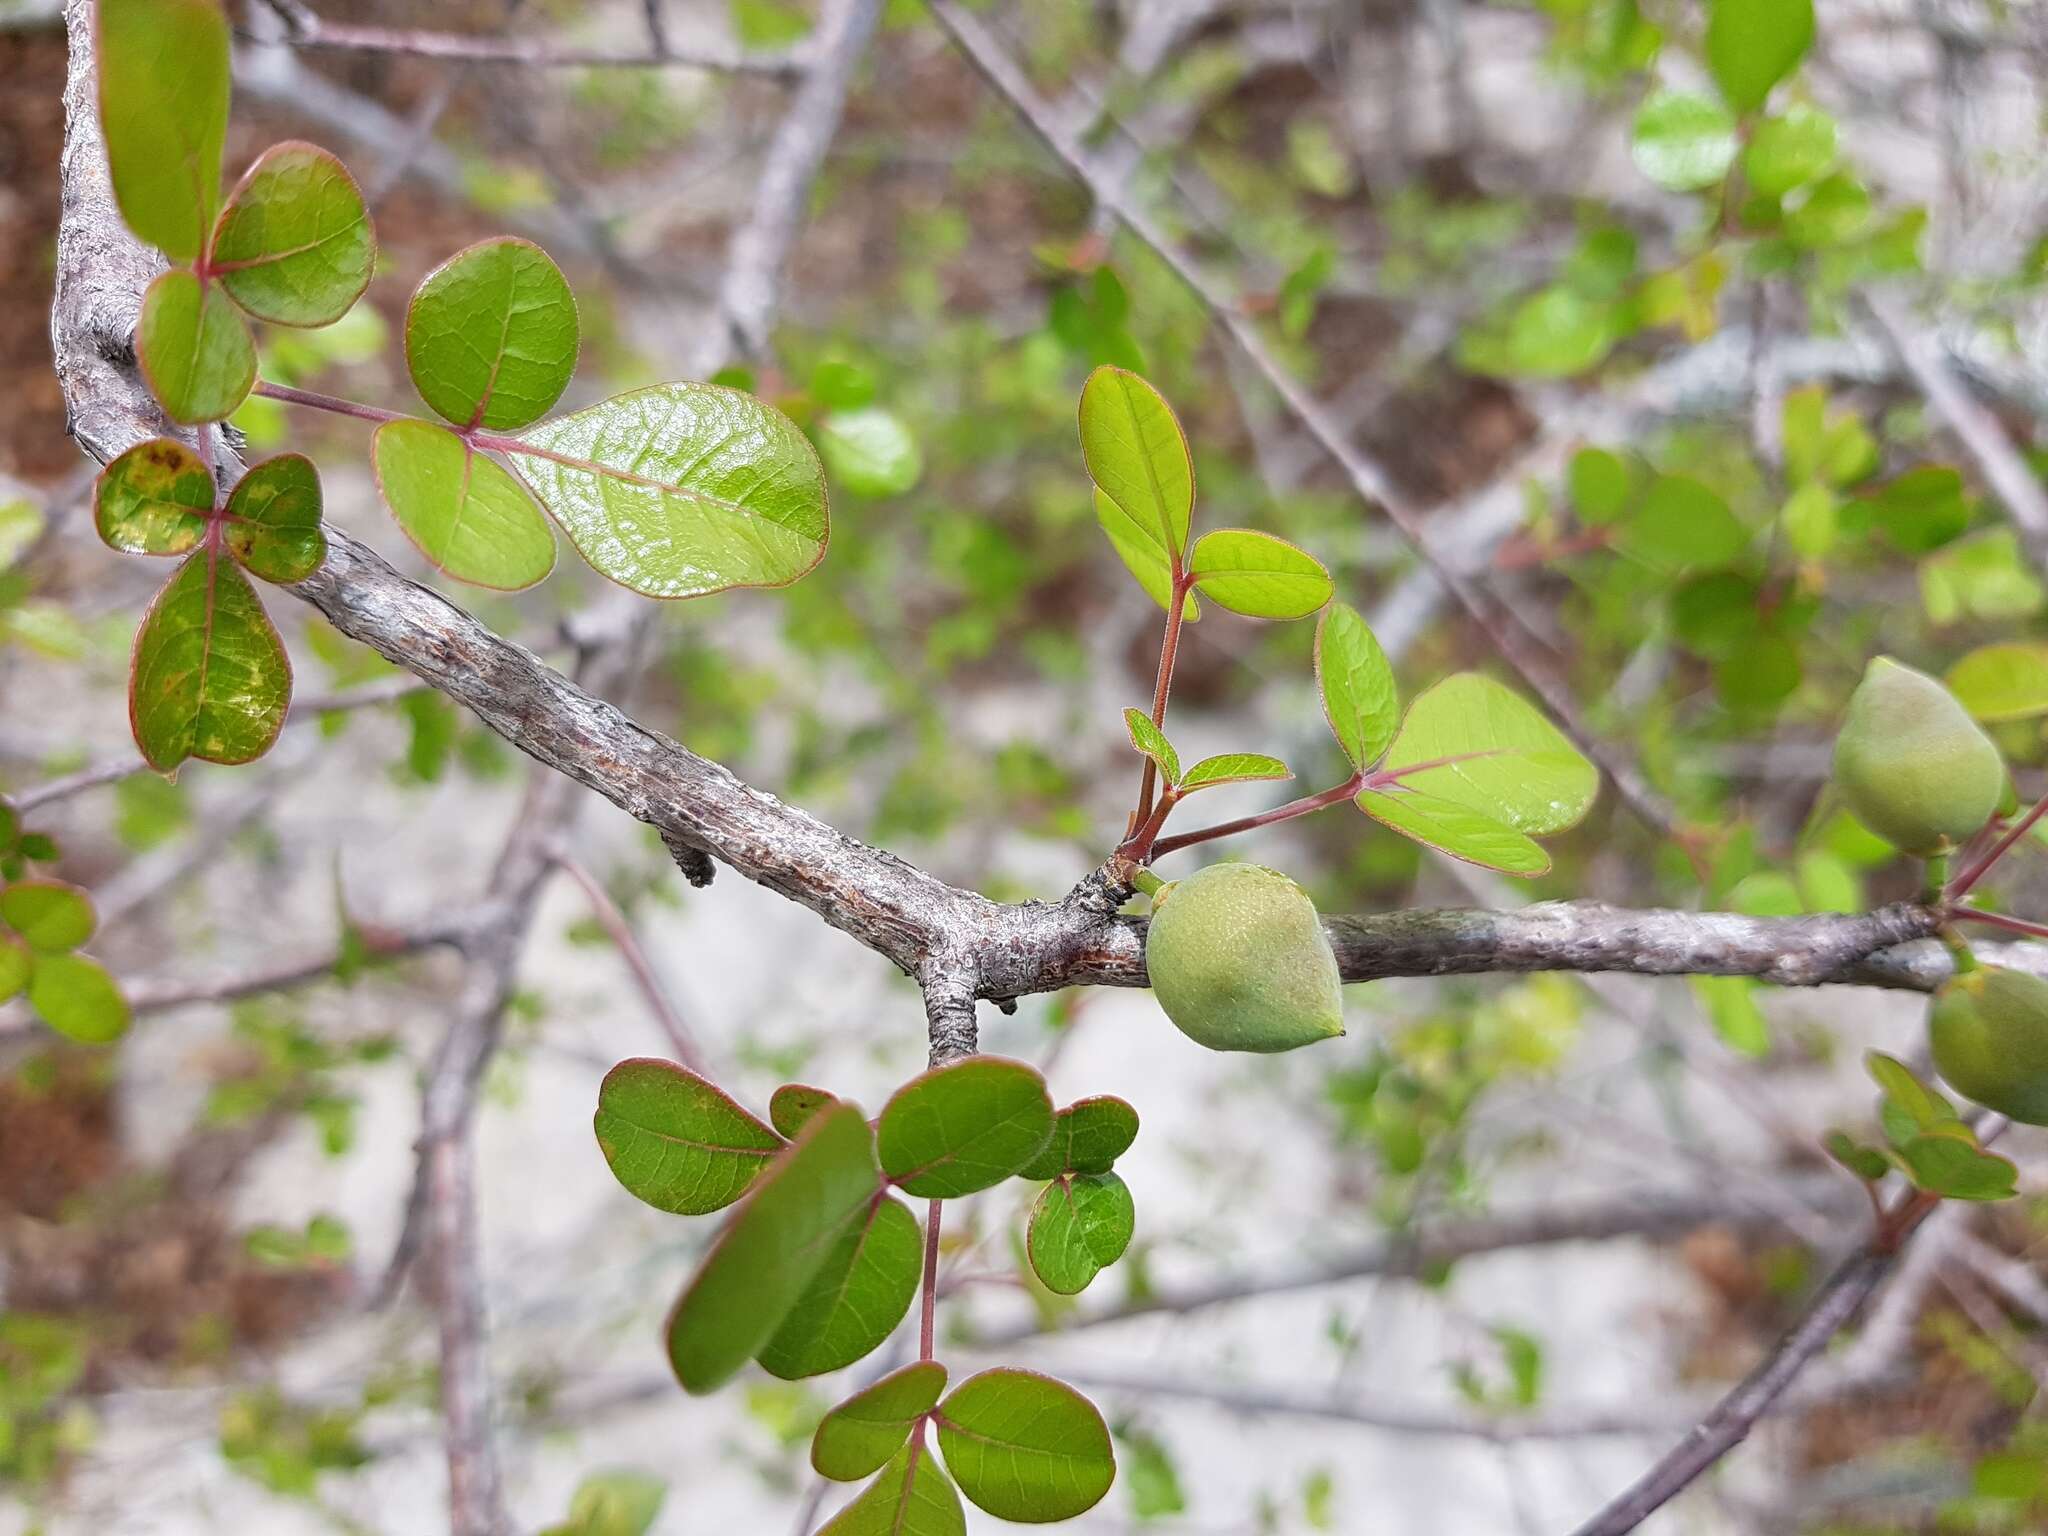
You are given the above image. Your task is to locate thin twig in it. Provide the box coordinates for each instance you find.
[549,848,706,1071]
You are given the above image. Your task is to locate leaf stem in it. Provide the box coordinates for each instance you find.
[1133,570,1194,827]
[254,378,409,426]
[1947,795,2048,900]
[919,1198,942,1363]
[1947,906,2048,942]
[1151,771,1365,857]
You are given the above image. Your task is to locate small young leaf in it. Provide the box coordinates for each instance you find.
[1706,0,1814,114]
[1078,367,1193,561]
[1358,788,1551,876]
[129,550,291,772]
[1743,107,1837,198]
[0,881,94,953]
[1317,603,1398,772]
[225,453,326,582]
[934,1369,1115,1522]
[1866,1051,1955,1132]
[1894,1130,2018,1202]
[1374,674,1597,836]
[1122,709,1180,787]
[1027,1172,1135,1295]
[1631,91,1738,192]
[510,384,828,599]
[813,1362,948,1482]
[372,420,556,591]
[1179,753,1290,792]
[405,237,578,430]
[1823,1129,1890,1184]
[770,1083,840,1140]
[817,408,923,499]
[0,938,28,1004]
[1096,489,1197,620]
[97,0,229,262]
[757,1193,921,1379]
[1187,529,1332,620]
[818,1442,964,1536]
[27,953,130,1045]
[95,438,213,558]
[210,141,374,327]
[664,1101,881,1394]
[1018,1096,1140,1180]
[593,1057,784,1215]
[137,270,256,425]
[877,1056,1054,1199]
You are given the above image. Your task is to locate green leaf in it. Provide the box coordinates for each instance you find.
[97,0,228,262]
[1078,367,1193,563]
[1616,474,1750,571]
[877,1056,1054,1199]
[1631,91,1738,191]
[0,882,94,953]
[934,1368,1115,1523]
[547,1471,666,1536]
[812,1363,949,1482]
[1357,788,1551,876]
[0,938,28,1004]
[137,270,256,425]
[1895,1128,2018,1202]
[1567,448,1635,524]
[372,420,556,590]
[405,237,578,430]
[1187,529,1332,620]
[510,383,828,599]
[1018,1096,1139,1181]
[1743,107,1837,197]
[757,1193,920,1379]
[1946,644,2048,723]
[770,1083,839,1140]
[1864,465,1971,554]
[225,453,326,582]
[1694,974,1769,1057]
[818,1443,965,1536]
[1027,1172,1135,1295]
[1180,753,1290,792]
[28,953,130,1045]
[593,1058,784,1215]
[1123,709,1180,787]
[1317,603,1398,771]
[210,141,374,327]
[1866,1051,1955,1133]
[1706,0,1814,114]
[0,498,45,571]
[1823,1129,1891,1184]
[1491,287,1616,378]
[1096,489,1197,619]
[817,408,923,500]
[664,1101,881,1394]
[130,550,291,772]
[1372,673,1597,836]
[95,438,213,557]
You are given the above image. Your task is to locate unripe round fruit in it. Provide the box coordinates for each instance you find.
[1831,656,2003,856]
[1143,862,1345,1053]
[1929,964,2048,1125]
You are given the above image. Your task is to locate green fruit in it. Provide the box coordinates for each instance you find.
[1930,964,2048,1125]
[1143,862,1345,1053]
[1831,656,2003,856]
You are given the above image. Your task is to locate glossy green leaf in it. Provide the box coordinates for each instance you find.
[1616,474,1750,571]
[877,1056,1054,1199]
[1078,366,1193,562]
[225,453,326,582]
[137,270,256,425]
[129,550,291,772]
[757,1192,921,1379]
[817,408,922,500]
[372,419,556,590]
[98,0,228,262]
[1946,644,2048,723]
[27,953,130,1045]
[770,1083,839,1140]
[1123,709,1180,786]
[1317,603,1398,771]
[665,1102,879,1394]
[1179,753,1290,792]
[1894,1129,2017,1202]
[1018,1096,1139,1181]
[594,1057,784,1215]
[1027,1172,1134,1295]
[818,1443,964,1536]
[1374,673,1597,836]
[1706,0,1814,114]
[95,438,212,558]
[1358,788,1551,875]
[211,141,374,327]
[1187,529,1332,620]
[0,938,28,1004]
[1743,107,1837,197]
[934,1369,1115,1523]
[510,384,828,599]
[813,1362,949,1482]
[1096,490,1197,620]
[0,881,94,953]
[1631,91,1738,191]
[406,237,577,430]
